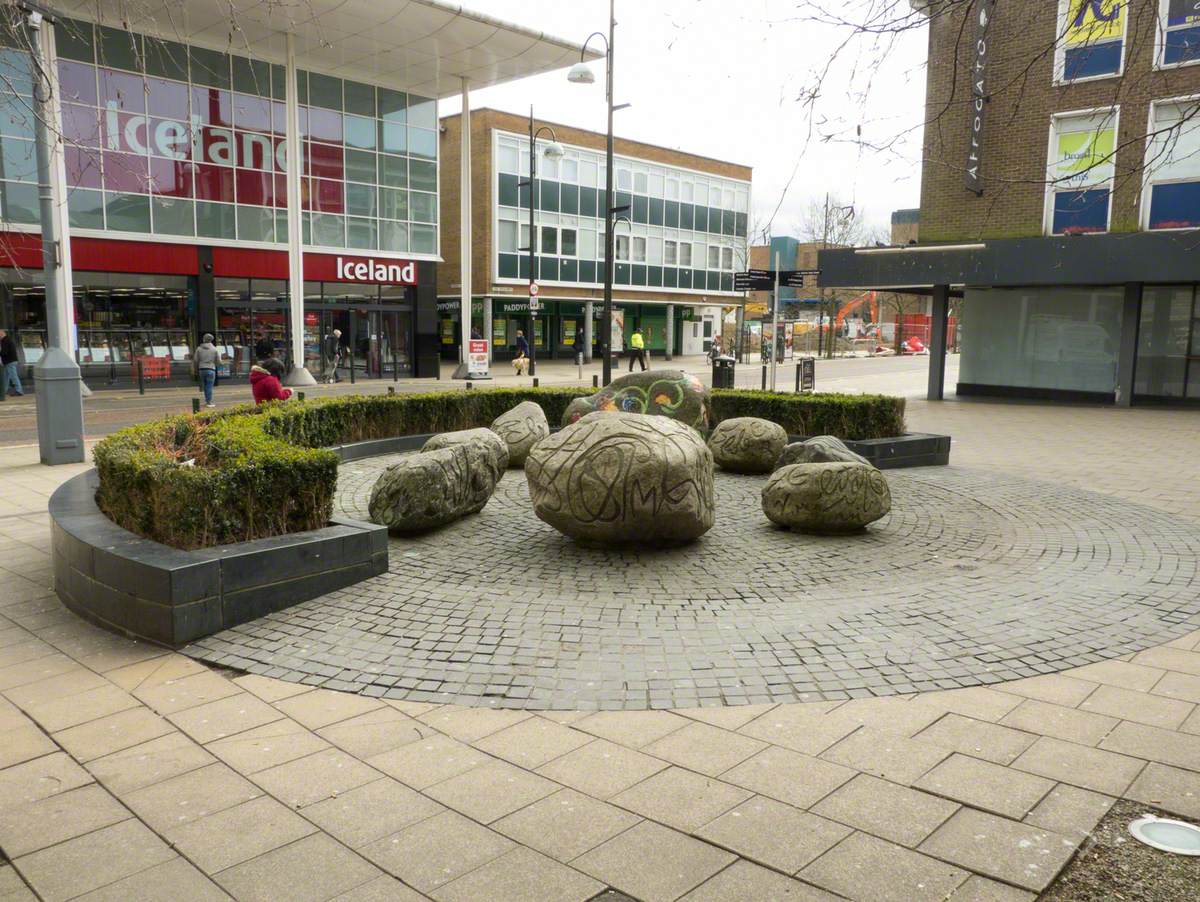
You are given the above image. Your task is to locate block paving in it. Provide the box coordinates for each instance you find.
[1,391,1200,899]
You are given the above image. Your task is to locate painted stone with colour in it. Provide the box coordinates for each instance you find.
[775,434,871,470]
[561,369,711,430]
[762,461,891,533]
[423,428,509,482]
[490,400,550,468]
[368,445,498,533]
[708,417,788,473]
[526,411,715,545]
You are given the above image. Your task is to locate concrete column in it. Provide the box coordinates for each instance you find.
[460,78,472,359]
[483,299,493,363]
[1115,282,1142,407]
[665,304,674,360]
[927,284,950,401]
[41,22,74,359]
[584,302,594,362]
[284,33,314,385]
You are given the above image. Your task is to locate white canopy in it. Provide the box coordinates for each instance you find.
[56,0,600,98]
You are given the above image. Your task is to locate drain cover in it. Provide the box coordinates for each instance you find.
[1128,815,1200,855]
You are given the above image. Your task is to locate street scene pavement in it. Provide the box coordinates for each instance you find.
[2,359,1199,901]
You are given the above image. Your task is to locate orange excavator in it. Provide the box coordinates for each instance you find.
[834,291,878,333]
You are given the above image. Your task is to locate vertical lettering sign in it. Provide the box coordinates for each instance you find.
[966,0,997,195]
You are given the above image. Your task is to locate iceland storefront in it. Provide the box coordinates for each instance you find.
[0,3,589,387]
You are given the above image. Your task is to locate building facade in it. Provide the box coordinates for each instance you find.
[438,108,751,362]
[821,0,1200,405]
[0,8,586,388]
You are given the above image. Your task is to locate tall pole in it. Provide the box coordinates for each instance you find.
[602,0,615,386]
[770,251,780,392]
[818,192,828,358]
[528,106,537,377]
[27,7,84,464]
[284,32,314,386]
[459,77,472,366]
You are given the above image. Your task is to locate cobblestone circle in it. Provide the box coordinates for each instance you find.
[186,453,1200,709]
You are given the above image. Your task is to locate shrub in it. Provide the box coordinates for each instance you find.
[93,387,904,549]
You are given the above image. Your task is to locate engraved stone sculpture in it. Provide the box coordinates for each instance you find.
[490,401,550,468]
[368,445,498,534]
[708,417,788,473]
[526,411,715,544]
[761,462,891,533]
[423,428,509,482]
[775,434,871,470]
[561,370,711,430]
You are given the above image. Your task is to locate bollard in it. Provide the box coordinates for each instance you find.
[298,391,305,402]
[795,362,801,393]
[532,377,539,388]
[192,398,200,414]
[388,386,395,395]
[761,365,767,392]
[137,360,145,395]
[592,374,599,388]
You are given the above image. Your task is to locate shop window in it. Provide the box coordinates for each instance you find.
[1045,110,1116,234]
[1135,285,1193,397]
[197,200,236,238]
[1144,99,1200,228]
[68,189,105,228]
[151,196,193,235]
[310,212,344,247]
[1056,0,1125,81]
[105,191,151,232]
[237,204,275,242]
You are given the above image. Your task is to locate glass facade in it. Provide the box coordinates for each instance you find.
[1135,284,1200,399]
[493,131,749,294]
[0,18,437,254]
[959,287,1123,394]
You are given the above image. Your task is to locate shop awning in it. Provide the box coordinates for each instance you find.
[55,0,602,99]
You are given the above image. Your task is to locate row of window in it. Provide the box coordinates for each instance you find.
[1046,98,1200,234]
[1054,0,1200,82]
[500,222,739,270]
[495,255,738,293]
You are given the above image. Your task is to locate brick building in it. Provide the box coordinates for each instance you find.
[438,108,751,363]
[890,209,919,245]
[821,0,1200,405]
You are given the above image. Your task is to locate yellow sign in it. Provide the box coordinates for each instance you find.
[1056,126,1115,180]
[1065,0,1123,46]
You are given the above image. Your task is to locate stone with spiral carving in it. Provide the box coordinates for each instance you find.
[708,416,788,473]
[762,461,891,533]
[525,411,715,544]
[369,444,498,534]
[561,369,710,429]
[490,400,550,468]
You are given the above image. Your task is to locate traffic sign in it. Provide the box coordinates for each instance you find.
[779,269,820,288]
[529,297,541,312]
[734,271,775,291]
[529,282,540,296]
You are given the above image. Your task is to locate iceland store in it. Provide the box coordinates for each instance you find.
[0,2,589,388]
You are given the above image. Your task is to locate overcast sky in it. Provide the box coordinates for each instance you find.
[440,0,929,240]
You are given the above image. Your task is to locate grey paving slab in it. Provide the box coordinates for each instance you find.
[182,464,1200,709]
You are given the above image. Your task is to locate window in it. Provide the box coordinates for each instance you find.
[1045,110,1117,235]
[579,228,597,259]
[615,233,630,260]
[648,236,662,264]
[707,245,720,268]
[498,143,519,173]
[562,157,578,182]
[561,228,577,256]
[679,242,692,266]
[1056,0,1125,81]
[681,181,693,202]
[617,168,632,190]
[664,239,677,265]
[540,226,557,255]
[633,171,648,193]
[649,172,664,196]
[580,158,598,187]
[1144,98,1200,229]
[1161,0,1200,66]
[666,178,679,200]
[498,219,518,253]
[632,236,646,262]
[721,246,733,270]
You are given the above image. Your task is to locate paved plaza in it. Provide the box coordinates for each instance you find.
[1,368,1200,900]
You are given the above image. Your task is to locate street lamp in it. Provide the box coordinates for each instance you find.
[570,0,626,386]
[518,108,563,377]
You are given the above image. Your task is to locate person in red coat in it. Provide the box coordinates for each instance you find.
[250,357,293,405]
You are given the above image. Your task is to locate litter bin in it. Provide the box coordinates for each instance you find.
[712,355,735,389]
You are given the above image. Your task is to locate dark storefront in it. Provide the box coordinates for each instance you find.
[0,233,439,387]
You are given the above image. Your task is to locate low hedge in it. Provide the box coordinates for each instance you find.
[93,387,904,549]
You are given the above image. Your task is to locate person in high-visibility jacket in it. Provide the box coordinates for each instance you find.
[628,328,648,372]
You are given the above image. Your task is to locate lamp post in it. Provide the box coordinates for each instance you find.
[518,107,563,377]
[569,0,626,386]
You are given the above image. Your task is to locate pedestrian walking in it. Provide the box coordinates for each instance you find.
[324,329,343,383]
[708,335,723,363]
[193,333,220,407]
[0,329,22,399]
[250,356,293,405]
[628,327,647,372]
[512,330,530,376]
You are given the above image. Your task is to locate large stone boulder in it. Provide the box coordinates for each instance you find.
[526,411,714,545]
[490,401,550,468]
[423,428,509,482]
[775,435,871,471]
[761,462,891,533]
[708,417,788,473]
[368,445,498,534]
[562,370,710,430]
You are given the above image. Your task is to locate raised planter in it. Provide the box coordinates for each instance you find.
[826,432,951,469]
[50,470,386,648]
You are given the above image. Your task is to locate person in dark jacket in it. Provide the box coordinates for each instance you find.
[512,330,530,376]
[250,357,293,405]
[0,329,21,399]
[324,329,343,383]
[253,331,275,362]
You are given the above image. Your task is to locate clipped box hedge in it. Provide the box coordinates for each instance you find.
[93,387,904,549]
